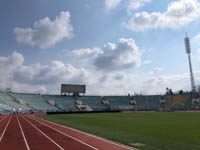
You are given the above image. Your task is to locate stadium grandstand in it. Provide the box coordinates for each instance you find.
[0,84,199,114]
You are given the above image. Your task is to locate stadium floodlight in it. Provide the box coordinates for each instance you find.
[184,33,191,54]
[184,33,196,92]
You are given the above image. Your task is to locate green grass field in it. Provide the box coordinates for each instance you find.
[39,112,200,150]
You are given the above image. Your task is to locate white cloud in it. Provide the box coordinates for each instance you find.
[91,70,196,95]
[105,0,121,10]
[0,51,24,76]
[0,51,47,94]
[62,38,141,71]
[71,48,103,59]
[14,11,73,49]
[124,0,200,31]
[58,48,103,67]
[149,67,163,74]
[0,51,198,95]
[105,0,150,11]
[94,38,142,71]
[114,72,127,80]
[13,61,93,86]
[126,0,151,12]
[13,63,48,84]
[11,59,98,94]
[124,11,163,31]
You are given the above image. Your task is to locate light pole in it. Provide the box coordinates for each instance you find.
[184,33,196,92]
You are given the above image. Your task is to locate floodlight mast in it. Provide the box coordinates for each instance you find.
[184,33,196,92]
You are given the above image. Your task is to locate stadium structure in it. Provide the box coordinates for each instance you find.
[0,84,200,115]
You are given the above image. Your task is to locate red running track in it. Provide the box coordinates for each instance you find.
[0,115,134,150]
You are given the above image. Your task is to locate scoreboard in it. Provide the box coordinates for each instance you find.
[61,84,86,94]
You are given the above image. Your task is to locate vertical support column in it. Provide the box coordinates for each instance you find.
[184,34,196,92]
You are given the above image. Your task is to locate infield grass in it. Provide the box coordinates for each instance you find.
[38,112,200,150]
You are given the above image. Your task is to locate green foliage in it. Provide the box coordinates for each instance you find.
[39,112,200,150]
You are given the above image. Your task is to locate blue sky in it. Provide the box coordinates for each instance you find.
[0,0,200,95]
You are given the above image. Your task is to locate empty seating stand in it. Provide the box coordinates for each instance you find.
[104,96,132,110]
[0,92,30,112]
[145,95,160,111]
[45,95,77,112]
[134,96,147,111]
[78,96,108,111]
[13,93,57,112]
[0,91,199,114]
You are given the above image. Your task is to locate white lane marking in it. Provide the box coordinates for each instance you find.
[22,116,64,150]
[0,116,7,122]
[0,116,12,143]
[33,116,134,150]
[17,116,30,150]
[28,116,99,150]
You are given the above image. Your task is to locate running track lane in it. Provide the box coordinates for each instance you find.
[0,115,133,150]
[28,115,133,150]
[24,116,97,150]
[0,115,9,139]
[18,115,60,150]
[0,115,27,150]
